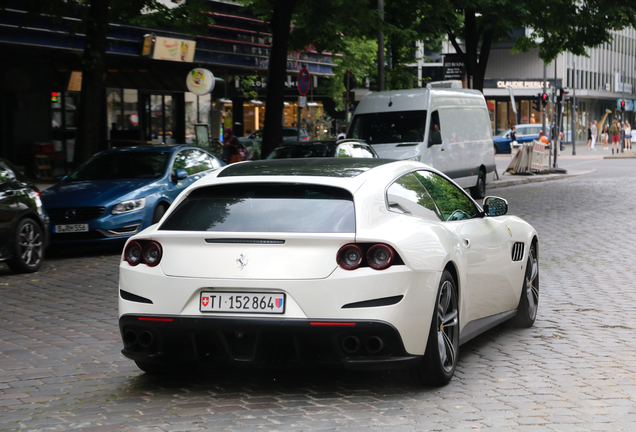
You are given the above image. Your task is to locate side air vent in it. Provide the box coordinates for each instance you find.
[511,242,525,262]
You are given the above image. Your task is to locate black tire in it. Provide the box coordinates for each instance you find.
[152,203,168,224]
[470,170,486,199]
[512,243,539,328]
[6,218,44,273]
[409,270,459,386]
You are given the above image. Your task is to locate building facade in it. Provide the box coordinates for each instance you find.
[0,0,336,175]
[440,27,636,142]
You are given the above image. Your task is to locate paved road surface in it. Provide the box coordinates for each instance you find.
[2,156,636,431]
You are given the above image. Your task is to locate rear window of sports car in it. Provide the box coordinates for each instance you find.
[160,183,355,233]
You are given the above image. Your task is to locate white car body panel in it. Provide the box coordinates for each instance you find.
[118,159,538,370]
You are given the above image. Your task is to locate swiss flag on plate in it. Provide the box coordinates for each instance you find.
[202,297,209,307]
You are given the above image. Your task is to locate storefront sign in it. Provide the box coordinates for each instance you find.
[186,68,215,95]
[67,71,82,91]
[497,80,544,89]
[483,79,562,89]
[443,54,466,88]
[141,33,195,63]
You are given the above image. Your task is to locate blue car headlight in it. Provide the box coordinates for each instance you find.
[112,197,146,215]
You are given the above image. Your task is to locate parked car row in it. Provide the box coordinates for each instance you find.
[1,138,377,274]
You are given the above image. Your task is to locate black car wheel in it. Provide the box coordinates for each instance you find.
[409,270,459,386]
[7,218,44,273]
[512,243,539,328]
[152,203,168,224]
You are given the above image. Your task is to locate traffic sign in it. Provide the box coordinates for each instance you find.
[298,67,310,96]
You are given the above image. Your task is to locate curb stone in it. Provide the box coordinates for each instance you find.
[489,169,596,190]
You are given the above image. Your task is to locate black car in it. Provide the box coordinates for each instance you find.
[266,139,379,159]
[0,159,49,273]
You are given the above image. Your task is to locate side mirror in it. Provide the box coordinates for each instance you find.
[483,196,508,217]
[428,130,442,147]
[172,168,188,182]
[60,175,69,183]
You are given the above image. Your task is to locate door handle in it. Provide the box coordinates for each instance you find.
[463,238,470,248]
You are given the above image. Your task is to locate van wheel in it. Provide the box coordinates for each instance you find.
[470,170,486,199]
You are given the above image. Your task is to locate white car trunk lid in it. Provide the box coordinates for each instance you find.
[158,232,354,280]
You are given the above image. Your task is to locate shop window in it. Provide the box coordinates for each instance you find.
[496,101,508,135]
[107,88,140,143]
[243,102,265,136]
[51,91,79,130]
[283,101,327,139]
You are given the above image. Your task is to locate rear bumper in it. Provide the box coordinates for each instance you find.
[119,314,421,370]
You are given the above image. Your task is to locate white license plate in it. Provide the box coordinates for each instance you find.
[200,292,285,314]
[54,224,89,233]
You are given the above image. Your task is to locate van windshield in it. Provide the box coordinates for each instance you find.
[347,110,427,144]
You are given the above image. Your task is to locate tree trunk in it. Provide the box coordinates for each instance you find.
[474,29,494,92]
[74,0,109,167]
[261,0,298,159]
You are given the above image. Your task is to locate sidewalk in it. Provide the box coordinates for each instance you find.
[490,168,595,190]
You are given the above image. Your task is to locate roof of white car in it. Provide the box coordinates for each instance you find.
[217,158,396,178]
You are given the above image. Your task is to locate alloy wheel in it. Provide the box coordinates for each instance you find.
[436,280,459,373]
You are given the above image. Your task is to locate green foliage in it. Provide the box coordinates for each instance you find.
[321,37,377,111]
[236,75,260,100]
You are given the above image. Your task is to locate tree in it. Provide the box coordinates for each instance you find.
[244,0,377,158]
[321,37,377,112]
[10,0,214,165]
[427,0,636,91]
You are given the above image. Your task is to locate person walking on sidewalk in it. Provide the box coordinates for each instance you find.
[609,119,621,154]
[587,122,593,150]
[601,124,609,150]
[591,120,597,150]
[624,120,631,152]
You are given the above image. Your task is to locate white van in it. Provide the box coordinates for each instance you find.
[347,82,496,198]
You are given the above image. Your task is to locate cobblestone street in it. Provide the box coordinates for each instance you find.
[2,157,636,431]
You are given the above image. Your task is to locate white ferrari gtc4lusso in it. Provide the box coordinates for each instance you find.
[118,158,539,386]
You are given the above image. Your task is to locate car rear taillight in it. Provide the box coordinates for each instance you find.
[124,241,143,266]
[302,136,309,140]
[124,240,162,267]
[142,241,163,267]
[337,244,363,270]
[367,244,394,270]
[337,243,399,271]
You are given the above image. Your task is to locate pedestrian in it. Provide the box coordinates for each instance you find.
[221,126,241,164]
[230,143,244,163]
[609,119,620,154]
[591,120,597,150]
[624,120,631,152]
[587,122,593,150]
[601,124,609,150]
[337,125,347,140]
[510,126,517,144]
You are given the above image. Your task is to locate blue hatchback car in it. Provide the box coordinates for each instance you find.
[493,124,546,154]
[41,145,224,244]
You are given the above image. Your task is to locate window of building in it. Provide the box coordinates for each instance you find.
[243,102,265,136]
